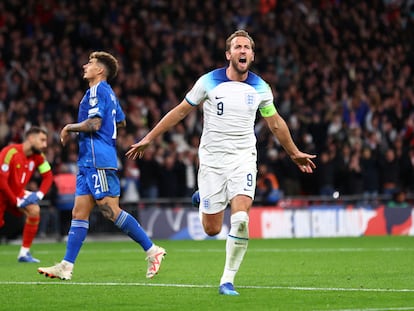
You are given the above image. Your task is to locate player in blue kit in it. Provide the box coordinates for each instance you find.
[38,51,165,280]
[126,30,316,295]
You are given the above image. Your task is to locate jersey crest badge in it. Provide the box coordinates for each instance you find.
[1,164,8,172]
[245,93,255,107]
[29,161,35,171]
[203,198,210,210]
[89,97,98,106]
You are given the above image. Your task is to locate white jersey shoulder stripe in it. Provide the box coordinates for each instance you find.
[89,81,101,97]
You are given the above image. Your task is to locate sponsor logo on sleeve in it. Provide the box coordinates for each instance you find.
[88,107,99,117]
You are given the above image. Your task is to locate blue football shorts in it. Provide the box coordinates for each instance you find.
[76,167,120,200]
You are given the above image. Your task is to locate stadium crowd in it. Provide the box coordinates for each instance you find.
[1,0,414,203]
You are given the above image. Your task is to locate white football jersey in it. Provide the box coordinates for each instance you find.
[185,68,275,168]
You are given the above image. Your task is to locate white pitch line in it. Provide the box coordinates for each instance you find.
[314,308,414,311]
[0,247,413,256]
[0,281,413,293]
[176,247,414,253]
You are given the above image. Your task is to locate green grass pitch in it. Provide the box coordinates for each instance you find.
[1,236,414,311]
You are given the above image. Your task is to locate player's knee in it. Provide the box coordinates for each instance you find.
[71,208,89,220]
[25,204,40,217]
[203,223,222,236]
[97,203,119,221]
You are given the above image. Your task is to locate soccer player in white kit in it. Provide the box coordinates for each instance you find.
[126,30,316,295]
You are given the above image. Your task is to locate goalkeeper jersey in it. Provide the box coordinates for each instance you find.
[0,144,52,200]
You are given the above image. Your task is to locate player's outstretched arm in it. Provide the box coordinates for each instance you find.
[125,136,152,160]
[264,113,316,173]
[126,100,194,160]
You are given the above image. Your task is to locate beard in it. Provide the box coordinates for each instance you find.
[31,146,43,154]
[231,58,251,75]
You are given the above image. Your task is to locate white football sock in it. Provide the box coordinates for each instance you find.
[220,211,249,285]
[18,247,30,258]
[61,260,74,270]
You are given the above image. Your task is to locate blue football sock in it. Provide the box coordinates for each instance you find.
[115,210,153,251]
[63,220,89,264]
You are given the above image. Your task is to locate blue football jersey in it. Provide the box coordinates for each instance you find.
[77,81,125,169]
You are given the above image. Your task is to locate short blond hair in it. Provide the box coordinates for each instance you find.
[225,29,255,52]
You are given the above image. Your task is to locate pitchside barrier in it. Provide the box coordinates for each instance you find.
[1,195,413,242]
[134,197,414,240]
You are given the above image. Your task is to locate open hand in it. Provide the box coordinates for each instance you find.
[290,152,317,173]
[125,141,150,160]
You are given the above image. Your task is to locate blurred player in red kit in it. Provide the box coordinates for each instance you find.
[0,126,53,262]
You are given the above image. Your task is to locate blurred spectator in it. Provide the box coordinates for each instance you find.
[272,149,302,196]
[120,158,140,204]
[158,152,186,198]
[0,111,10,146]
[380,147,400,195]
[136,145,161,199]
[256,163,281,205]
[347,151,364,195]
[316,150,335,196]
[180,149,198,196]
[331,143,350,195]
[399,146,414,192]
[0,0,413,200]
[386,189,410,208]
[50,164,76,241]
[308,112,328,154]
[360,146,380,201]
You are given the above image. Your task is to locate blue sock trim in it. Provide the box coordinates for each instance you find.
[228,234,249,241]
[71,219,89,229]
[115,211,128,227]
[115,211,153,251]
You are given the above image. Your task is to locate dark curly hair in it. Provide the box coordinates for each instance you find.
[90,51,119,80]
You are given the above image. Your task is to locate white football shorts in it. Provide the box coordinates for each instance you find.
[197,152,257,215]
